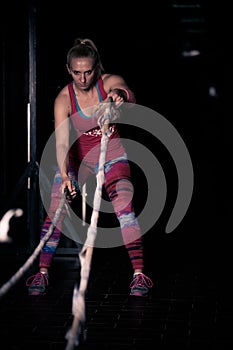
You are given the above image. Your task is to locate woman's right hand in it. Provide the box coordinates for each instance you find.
[61,176,77,202]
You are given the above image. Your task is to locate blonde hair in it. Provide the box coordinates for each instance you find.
[67,38,104,78]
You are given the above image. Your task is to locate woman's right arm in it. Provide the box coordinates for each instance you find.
[54,90,73,194]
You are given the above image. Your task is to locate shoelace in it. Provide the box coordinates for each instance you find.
[130,273,153,288]
[26,272,49,287]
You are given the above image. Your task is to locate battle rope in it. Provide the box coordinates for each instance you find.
[82,183,87,226]
[65,98,114,349]
[0,97,117,350]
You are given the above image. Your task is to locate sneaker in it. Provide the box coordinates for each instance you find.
[26,272,49,295]
[130,273,153,297]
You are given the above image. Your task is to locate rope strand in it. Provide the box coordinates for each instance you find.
[65,98,112,349]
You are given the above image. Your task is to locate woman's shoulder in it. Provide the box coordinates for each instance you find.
[101,73,115,83]
[56,84,70,99]
[101,73,122,92]
[55,84,72,108]
[101,73,126,87]
[102,73,111,80]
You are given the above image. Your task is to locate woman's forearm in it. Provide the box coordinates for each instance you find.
[56,144,69,179]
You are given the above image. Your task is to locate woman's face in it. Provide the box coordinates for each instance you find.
[67,57,96,90]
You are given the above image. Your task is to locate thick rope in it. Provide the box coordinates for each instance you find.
[0,193,67,299]
[0,98,115,349]
[82,183,87,226]
[65,98,113,349]
[0,99,115,298]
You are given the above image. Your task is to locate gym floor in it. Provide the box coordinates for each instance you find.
[0,215,232,350]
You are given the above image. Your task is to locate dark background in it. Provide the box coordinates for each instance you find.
[0,1,232,269]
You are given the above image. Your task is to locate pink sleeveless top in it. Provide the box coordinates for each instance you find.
[68,78,126,165]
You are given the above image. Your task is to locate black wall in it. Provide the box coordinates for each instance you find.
[0,1,231,260]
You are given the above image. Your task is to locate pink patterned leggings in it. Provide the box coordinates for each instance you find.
[39,156,144,271]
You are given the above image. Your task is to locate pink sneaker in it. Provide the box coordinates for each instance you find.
[130,273,153,297]
[26,272,49,295]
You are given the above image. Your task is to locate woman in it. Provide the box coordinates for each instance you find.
[26,38,153,297]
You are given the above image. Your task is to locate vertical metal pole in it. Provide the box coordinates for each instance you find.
[28,0,38,252]
[1,39,7,197]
